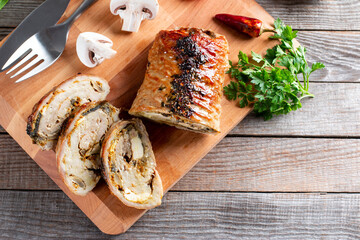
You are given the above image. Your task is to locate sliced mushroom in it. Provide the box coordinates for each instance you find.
[110,0,159,32]
[56,101,120,196]
[27,75,110,150]
[101,119,163,209]
[76,32,117,68]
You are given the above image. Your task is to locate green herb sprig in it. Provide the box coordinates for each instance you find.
[0,0,8,10]
[224,18,325,120]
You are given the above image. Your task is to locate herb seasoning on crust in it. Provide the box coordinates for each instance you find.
[129,28,229,133]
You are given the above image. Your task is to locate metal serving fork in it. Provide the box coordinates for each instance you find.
[2,0,97,83]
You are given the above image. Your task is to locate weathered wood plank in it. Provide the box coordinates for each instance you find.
[2,134,360,192]
[0,191,359,239]
[1,0,360,30]
[257,0,360,30]
[230,82,360,137]
[284,31,360,83]
[0,0,45,27]
[174,137,360,192]
[0,135,58,190]
[0,27,12,39]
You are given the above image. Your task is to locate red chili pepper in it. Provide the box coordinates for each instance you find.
[214,14,274,38]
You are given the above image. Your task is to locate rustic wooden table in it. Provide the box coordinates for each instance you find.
[0,0,359,239]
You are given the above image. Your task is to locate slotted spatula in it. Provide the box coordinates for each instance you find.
[2,0,97,83]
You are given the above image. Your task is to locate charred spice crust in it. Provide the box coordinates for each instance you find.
[165,32,208,118]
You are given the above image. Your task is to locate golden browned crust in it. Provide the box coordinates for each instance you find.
[129,28,229,133]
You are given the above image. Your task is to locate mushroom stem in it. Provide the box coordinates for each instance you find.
[122,11,143,32]
[76,32,117,68]
[110,0,159,33]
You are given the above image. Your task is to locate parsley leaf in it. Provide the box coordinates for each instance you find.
[238,51,249,64]
[311,62,325,73]
[0,0,8,10]
[224,18,325,120]
[224,81,239,100]
[251,51,263,63]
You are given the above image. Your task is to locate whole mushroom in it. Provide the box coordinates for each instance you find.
[76,32,117,68]
[110,0,159,32]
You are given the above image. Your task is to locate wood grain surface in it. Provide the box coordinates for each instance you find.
[256,0,360,30]
[0,0,359,238]
[2,0,360,30]
[1,134,360,192]
[232,83,360,137]
[297,32,360,83]
[0,0,44,27]
[0,31,359,83]
[0,0,278,235]
[1,191,359,239]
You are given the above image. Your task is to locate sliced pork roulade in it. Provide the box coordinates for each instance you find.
[27,74,110,150]
[56,101,120,196]
[101,119,163,209]
[129,28,230,133]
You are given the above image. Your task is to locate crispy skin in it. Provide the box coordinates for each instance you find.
[129,28,229,133]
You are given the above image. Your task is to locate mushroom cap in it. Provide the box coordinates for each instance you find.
[76,32,117,68]
[110,0,159,32]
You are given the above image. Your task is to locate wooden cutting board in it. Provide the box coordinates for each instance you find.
[0,0,278,235]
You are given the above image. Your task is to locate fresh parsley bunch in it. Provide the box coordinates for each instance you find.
[224,18,325,120]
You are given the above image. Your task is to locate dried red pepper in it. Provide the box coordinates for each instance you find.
[214,14,274,38]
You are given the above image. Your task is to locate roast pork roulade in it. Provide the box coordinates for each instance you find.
[56,101,120,196]
[101,119,163,209]
[129,28,229,133]
[27,74,110,150]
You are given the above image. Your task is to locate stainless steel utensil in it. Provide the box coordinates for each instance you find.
[0,0,71,72]
[2,0,97,83]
